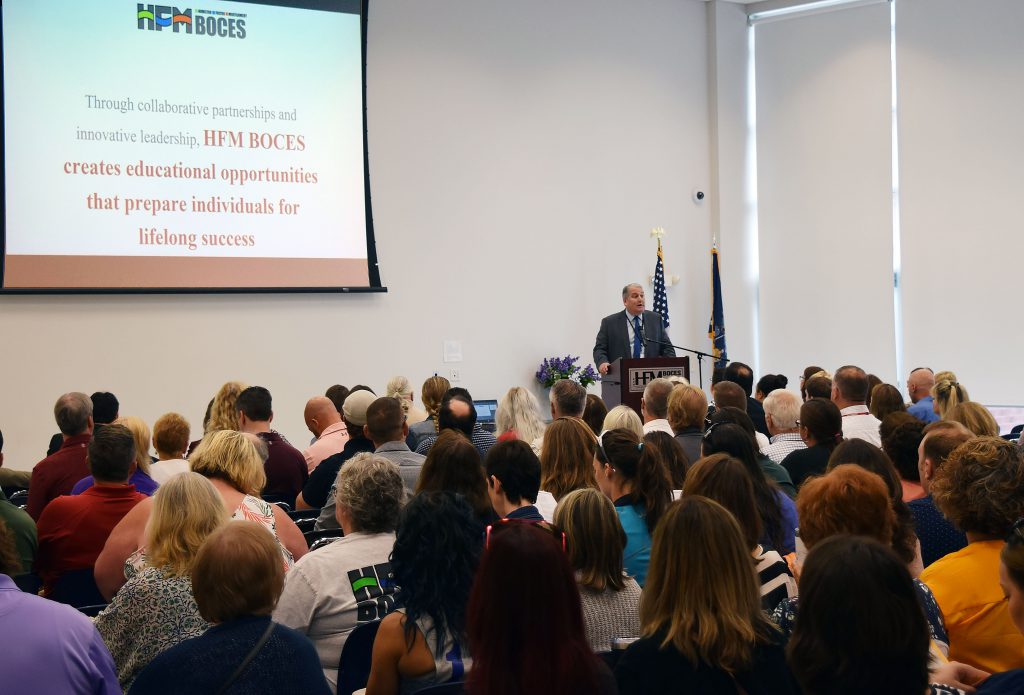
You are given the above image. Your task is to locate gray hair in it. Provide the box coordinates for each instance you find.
[764,389,801,430]
[334,453,404,533]
[549,379,587,418]
[642,378,675,419]
[621,283,643,300]
[54,392,93,435]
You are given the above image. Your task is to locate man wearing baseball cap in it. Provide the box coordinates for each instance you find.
[295,387,376,512]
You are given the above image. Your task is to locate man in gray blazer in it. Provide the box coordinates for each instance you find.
[593,283,675,375]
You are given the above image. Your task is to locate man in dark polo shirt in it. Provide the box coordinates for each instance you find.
[236,386,308,507]
[27,393,94,521]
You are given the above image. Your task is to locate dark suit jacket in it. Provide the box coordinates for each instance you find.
[593,310,675,367]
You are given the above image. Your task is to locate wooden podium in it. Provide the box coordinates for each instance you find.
[601,357,691,415]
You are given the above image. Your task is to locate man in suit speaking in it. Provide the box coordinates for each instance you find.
[593,283,675,375]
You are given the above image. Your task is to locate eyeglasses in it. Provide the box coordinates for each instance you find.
[702,421,724,441]
[1008,517,1024,544]
[485,518,567,552]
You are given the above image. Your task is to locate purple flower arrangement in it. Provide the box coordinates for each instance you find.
[535,355,600,389]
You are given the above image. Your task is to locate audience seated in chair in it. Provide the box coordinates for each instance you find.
[494,386,547,453]
[302,395,350,473]
[128,521,331,695]
[910,422,971,568]
[237,386,308,508]
[414,388,497,459]
[485,439,544,521]
[366,492,480,694]
[95,472,226,690]
[275,453,403,690]
[148,412,191,484]
[72,415,159,496]
[36,424,146,597]
[536,416,599,521]
[365,396,427,494]
[27,392,94,520]
[407,376,450,451]
[553,487,642,652]
[299,388,376,513]
[415,431,498,528]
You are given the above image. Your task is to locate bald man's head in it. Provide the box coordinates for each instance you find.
[907,368,935,404]
[438,393,477,439]
[304,396,342,437]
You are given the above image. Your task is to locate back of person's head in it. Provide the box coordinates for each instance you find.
[879,413,926,482]
[712,381,747,411]
[667,383,708,432]
[88,423,136,483]
[0,519,21,576]
[864,374,883,409]
[763,389,800,430]
[708,407,758,443]
[549,379,586,419]
[189,429,266,496]
[920,421,973,468]
[756,374,788,399]
[153,412,190,459]
[438,391,476,438]
[365,397,406,444]
[797,465,895,551]
[799,398,843,451]
[147,472,227,576]
[236,386,272,422]
[868,384,906,421]
[495,387,546,443]
[192,521,284,624]
[642,378,674,420]
[947,402,999,437]
[789,535,930,695]
[393,491,481,651]
[702,421,785,551]
[539,417,598,501]
[335,453,404,534]
[643,430,689,488]
[932,436,1024,537]
[466,523,600,695]
[642,496,772,672]
[554,487,627,593]
[1002,521,1024,634]
[54,391,93,436]
[723,362,755,397]
[827,439,901,499]
[833,366,869,403]
[804,375,833,400]
[324,384,350,414]
[582,394,608,438]
[114,415,153,476]
[601,405,643,438]
[485,439,541,505]
[91,392,120,425]
[385,375,414,415]
[420,376,451,419]
[597,428,673,532]
[206,381,247,434]
[801,365,824,400]
[418,430,491,519]
[711,366,726,386]
[684,454,761,549]
[932,372,969,420]
[341,389,376,437]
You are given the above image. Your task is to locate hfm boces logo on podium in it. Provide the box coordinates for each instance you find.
[137,4,247,39]
[628,368,686,393]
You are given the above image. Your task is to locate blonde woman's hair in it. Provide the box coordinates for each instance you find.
[932,371,969,420]
[205,381,248,434]
[146,472,228,576]
[495,386,547,443]
[386,376,413,415]
[189,429,266,496]
[114,415,152,476]
[553,488,627,592]
[667,384,709,432]
[641,496,774,673]
[947,401,999,437]
[602,405,643,439]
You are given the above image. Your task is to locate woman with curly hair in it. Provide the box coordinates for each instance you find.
[366,491,481,694]
[827,438,922,575]
[920,436,1024,673]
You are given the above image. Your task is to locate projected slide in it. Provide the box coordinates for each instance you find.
[1,0,376,291]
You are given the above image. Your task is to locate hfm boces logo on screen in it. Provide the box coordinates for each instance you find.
[137,5,247,39]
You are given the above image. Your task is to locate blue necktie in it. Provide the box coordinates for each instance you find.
[632,315,642,358]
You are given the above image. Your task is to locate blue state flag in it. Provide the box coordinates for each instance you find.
[708,246,727,368]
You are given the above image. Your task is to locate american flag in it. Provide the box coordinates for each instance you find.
[653,241,670,328]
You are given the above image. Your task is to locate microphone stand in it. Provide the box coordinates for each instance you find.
[640,315,726,390]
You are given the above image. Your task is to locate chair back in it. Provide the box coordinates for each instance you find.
[304,528,344,550]
[337,620,382,695]
[8,490,28,508]
[49,567,105,607]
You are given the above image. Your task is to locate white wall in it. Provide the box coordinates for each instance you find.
[0,0,714,470]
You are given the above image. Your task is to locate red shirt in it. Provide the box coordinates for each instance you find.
[35,484,146,592]
[26,434,92,520]
[258,431,309,504]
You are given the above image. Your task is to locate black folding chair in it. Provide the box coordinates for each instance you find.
[304,528,344,550]
[337,620,381,695]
